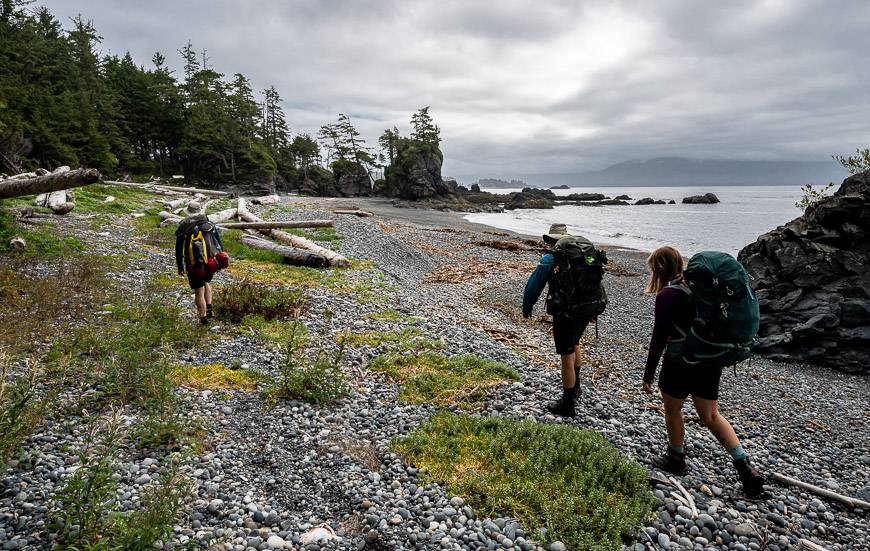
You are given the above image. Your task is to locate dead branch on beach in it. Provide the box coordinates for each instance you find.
[468,239,533,253]
[0,167,101,200]
[424,260,535,284]
[772,472,870,509]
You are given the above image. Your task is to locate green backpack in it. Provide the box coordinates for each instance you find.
[680,251,760,368]
[545,235,608,320]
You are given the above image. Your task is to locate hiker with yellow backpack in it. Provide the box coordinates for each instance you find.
[175,214,229,324]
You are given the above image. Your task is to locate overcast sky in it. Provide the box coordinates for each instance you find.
[37,0,870,179]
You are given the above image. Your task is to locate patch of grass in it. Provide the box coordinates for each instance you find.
[240,315,308,346]
[71,184,159,215]
[287,226,343,243]
[213,279,304,323]
[369,353,519,408]
[394,413,656,550]
[0,209,85,256]
[366,309,420,322]
[343,327,443,353]
[220,229,285,264]
[170,363,270,391]
[226,258,341,287]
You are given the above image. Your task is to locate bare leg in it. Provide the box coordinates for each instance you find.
[559,352,576,388]
[692,397,740,450]
[662,391,687,446]
[204,282,213,307]
[194,287,207,318]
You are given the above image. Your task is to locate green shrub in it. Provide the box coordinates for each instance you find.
[213,279,304,323]
[0,351,44,465]
[395,413,655,550]
[369,353,519,408]
[267,325,348,406]
[342,327,442,352]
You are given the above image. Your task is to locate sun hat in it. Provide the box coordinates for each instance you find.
[543,223,570,243]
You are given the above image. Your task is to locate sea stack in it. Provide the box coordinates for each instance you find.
[738,170,870,373]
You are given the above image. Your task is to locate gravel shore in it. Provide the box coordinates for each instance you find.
[1,195,868,551]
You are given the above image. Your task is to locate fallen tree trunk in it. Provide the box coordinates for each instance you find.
[163,197,190,209]
[237,197,349,267]
[103,180,230,197]
[217,220,333,230]
[0,168,101,199]
[333,209,374,217]
[239,235,327,267]
[250,194,280,205]
[159,206,238,227]
[772,473,870,509]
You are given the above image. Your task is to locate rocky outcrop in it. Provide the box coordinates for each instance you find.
[383,142,453,200]
[550,184,570,189]
[505,188,555,210]
[738,171,870,374]
[635,197,665,205]
[332,160,371,197]
[614,194,631,200]
[564,192,607,202]
[682,192,720,204]
[298,166,338,196]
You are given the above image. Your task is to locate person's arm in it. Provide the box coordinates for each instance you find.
[213,227,224,250]
[175,234,185,274]
[643,289,678,383]
[522,254,554,317]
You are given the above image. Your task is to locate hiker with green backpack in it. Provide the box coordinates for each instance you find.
[523,224,608,418]
[175,214,229,325]
[642,246,765,497]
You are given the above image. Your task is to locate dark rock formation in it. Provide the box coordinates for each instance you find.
[596,198,630,206]
[470,183,481,192]
[615,194,632,200]
[332,160,371,197]
[298,166,338,196]
[550,184,570,189]
[563,192,607,201]
[383,142,452,200]
[738,171,870,374]
[505,188,556,210]
[668,199,676,204]
[634,197,665,205]
[682,192,720,204]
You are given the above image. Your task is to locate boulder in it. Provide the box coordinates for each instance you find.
[564,192,607,201]
[668,199,676,204]
[332,160,371,197]
[737,170,870,374]
[682,192,720,204]
[614,194,632,200]
[470,183,481,193]
[505,188,555,210]
[635,197,657,205]
[550,184,570,189]
[596,198,630,206]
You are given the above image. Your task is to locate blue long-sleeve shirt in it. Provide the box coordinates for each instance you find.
[522,253,554,316]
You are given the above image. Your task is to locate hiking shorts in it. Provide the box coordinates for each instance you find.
[186,266,214,290]
[658,357,724,401]
[552,315,591,355]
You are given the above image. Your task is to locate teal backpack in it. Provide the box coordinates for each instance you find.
[675,251,760,368]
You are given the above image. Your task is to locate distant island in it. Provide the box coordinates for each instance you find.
[463,157,849,188]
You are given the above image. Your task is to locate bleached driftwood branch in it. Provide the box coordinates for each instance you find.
[217,220,333,230]
[239,235,327,267]
[0,168,101,199]
[772,473,870,509]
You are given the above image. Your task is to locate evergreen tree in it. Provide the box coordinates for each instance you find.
[410,106,440,147]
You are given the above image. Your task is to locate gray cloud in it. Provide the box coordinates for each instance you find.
[36,0,870,180]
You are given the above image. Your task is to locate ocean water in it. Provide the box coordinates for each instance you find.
[464,185,805,256]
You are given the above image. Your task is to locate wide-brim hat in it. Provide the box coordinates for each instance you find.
[543,223,570,243]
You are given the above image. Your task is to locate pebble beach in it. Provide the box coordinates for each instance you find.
[2,194,868,551]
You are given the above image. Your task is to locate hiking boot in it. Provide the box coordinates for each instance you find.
[200,316,210,325]
[652,446,689,475]
[546,387,576,418]
[206,305,214,318]
[734,457,765,498]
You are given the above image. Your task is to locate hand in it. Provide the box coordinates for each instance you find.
[642,380,653,394]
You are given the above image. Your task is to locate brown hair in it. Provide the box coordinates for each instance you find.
[645,246,684,294]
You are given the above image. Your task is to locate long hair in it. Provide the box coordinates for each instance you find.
[645,246,684,294]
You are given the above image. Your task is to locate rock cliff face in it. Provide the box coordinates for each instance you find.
[738,171,870,373]
[332,161,371,197]
[297,166,338,196]
[384,143,454,200]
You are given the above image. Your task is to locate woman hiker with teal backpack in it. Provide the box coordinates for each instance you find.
[642,246,765,497]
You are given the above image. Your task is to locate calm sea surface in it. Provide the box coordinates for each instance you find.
[464,185,805,256]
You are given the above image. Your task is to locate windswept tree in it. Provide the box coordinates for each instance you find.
[410,106,440,148]
[289,134,320,180]
[378,126,401,166]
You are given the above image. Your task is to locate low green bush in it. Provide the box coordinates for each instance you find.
[395,413,655,550]
[266,325,349,406]
[213,279,304,323]
[0,351,44,465]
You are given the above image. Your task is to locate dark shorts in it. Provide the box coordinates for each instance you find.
[658,357,724,401]
[186,266,213,290]
[552,315,591,355]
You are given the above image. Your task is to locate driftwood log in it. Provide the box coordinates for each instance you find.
[237,198,349,267]
[333,209,374,217]
[217,220,333,230]
[239,235,327,267]
[9,237,26,251]
[0,168,101,199]
[772,473,870,509]
[163,197,189,209]
[103,180,230,197]
[799,539,830,551]
[250,194,280,205]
